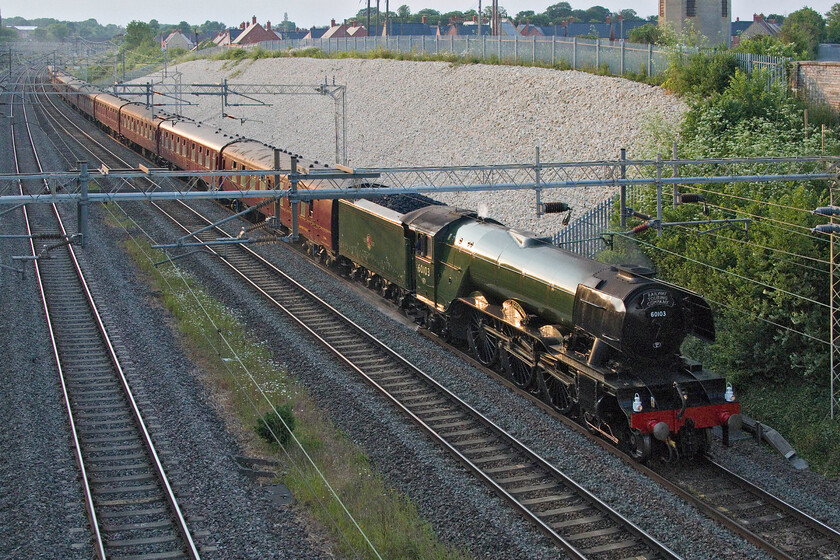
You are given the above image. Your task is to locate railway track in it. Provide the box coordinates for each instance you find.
[150,197,679,560]
[14,68,202,560]
[651,458,840,560]
[29,67,684,559]
[32,67,840,559]
[427,335,840,560]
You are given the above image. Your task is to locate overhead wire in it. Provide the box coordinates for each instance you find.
[681,182,825,215]
[616,230,830,306]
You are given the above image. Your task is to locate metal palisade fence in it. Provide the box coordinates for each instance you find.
[553,196,615,258]
[199,35,790,83]
[219,35,674,76]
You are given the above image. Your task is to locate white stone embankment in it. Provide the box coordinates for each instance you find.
[148,57,685,235]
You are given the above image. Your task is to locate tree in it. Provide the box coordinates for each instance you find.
[570,9,589,22]
[619,9,641,21]
[515,10,536,24]
[628,22,673,45]
[585,5,611,23]
[827,3,840,43]
[545,2,572,21]
[124,20,154,50]
[46,23,70,41]
[397,4,411,19]
[734,35,798,57]
[781,7,826,59]
[148,19,160,36]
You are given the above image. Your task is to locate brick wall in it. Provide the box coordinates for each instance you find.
[791,61,840,109]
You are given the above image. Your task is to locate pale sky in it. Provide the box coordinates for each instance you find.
[2,1,836,29]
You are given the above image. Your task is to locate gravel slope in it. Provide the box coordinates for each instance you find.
[149,57,685,235]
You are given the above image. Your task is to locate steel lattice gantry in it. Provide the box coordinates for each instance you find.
[111,81,347,165]
[3,155,840,417]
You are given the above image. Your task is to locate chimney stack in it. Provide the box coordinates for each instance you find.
[422,15,427,24]
[473,15,478,23]
[331,19,336,27]
[352,19,357,27]
[266,21,271,30]
[252,15,257,25]
[240,21,246,29]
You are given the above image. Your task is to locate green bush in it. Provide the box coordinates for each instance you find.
[255,403,296,446]
[662,51,739,97]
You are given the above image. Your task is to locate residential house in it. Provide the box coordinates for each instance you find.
[303,26,329,40]
[161,30,194,51]
[380,16,437,36]
[738,14,782,41]
[212,27,243,46]
[231,16,283,45]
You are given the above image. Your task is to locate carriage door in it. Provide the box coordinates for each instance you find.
[414,232,436,305]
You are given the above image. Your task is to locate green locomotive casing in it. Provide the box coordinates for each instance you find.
[403,205,599,326]
[337,199,413,289]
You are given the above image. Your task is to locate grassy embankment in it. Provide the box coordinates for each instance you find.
[103,209,471,560]
[173,44,659,83]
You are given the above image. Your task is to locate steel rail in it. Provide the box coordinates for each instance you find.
[152,197,679,560]
[10,70,108,560]
[45,64,676,558]
[420,329,840,560]
[25,66,201,559]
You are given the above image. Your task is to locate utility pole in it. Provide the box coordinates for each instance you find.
[385,0,389,36]
[376,0,380,32]
[478,0,482,37]
[367,0,371,31]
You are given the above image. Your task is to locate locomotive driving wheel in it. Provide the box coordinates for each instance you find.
[542,373,574,414]
[467,310,499,367]
[501,344,535,390]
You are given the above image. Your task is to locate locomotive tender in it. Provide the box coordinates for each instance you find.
[50,69,740,461]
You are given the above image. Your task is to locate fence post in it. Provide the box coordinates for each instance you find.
[552,36,556,66]
[498,36,502,60]
[436,36,439,55]
[483,35,486,59]
[620,40,625,75]
[514,35,518,63]
[451,35,454,53]
[533,35,536,64]
[466,35,469,56]
[573,37,577,69]
[620,148,627,229]
[596,38,600,69]
[648,44,653,76]
[672,141,679,208]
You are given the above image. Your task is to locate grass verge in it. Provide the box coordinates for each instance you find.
[118,232,471,560]
[175,45,662,85]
